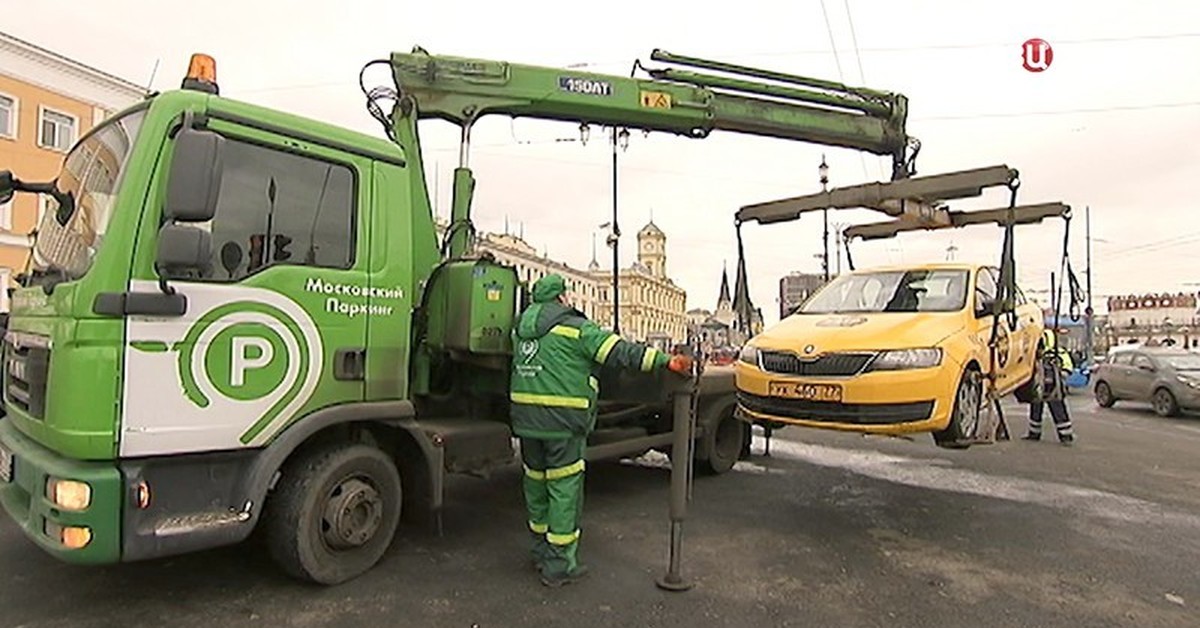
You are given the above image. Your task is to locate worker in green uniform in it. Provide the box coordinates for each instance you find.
[510,273,693,587]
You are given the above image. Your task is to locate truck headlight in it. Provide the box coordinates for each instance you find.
[866,348,943,371]
[47,478,92,511]
[738,344,760,366]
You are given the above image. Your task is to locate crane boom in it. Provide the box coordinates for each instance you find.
[388,46,914,176]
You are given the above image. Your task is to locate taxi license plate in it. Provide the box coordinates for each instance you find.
[768,381,843,402]
[0,443,12,483]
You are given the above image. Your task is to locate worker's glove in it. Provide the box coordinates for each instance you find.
[667,355,694,376]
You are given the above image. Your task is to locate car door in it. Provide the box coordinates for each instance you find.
[1127,353,1158,401]
[1007,274,1039,384]
[971,267,1014,390]
[1105,351,1134,397]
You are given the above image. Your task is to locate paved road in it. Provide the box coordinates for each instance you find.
[2,396,1198,628]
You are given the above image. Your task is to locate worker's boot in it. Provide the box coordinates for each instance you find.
[1021,432,1040,441]
[1058,434,1075,447]
[541,564,590,588]
[529,531,552,572]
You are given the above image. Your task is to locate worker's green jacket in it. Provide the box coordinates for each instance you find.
[510,300,670,440]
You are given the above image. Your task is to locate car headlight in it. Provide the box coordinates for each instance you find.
[738,344,760,365]
[1176,374,1200,389]
[866,348,943,371]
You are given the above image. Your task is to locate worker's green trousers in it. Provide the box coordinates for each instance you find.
[520,436,586,577]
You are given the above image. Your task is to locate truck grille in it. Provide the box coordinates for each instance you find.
[5,332,50,420]
[758,351,874,377]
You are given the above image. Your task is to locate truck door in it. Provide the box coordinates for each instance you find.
[120,119,371,457]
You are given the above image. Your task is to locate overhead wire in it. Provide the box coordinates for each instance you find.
[842,0,886,181]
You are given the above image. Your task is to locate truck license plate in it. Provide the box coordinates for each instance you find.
[0,443,11,483]
[768,381,843,402]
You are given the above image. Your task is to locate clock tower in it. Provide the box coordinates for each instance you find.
[637,220,666,278]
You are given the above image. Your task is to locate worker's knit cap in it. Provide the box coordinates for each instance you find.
[532,274,566,303]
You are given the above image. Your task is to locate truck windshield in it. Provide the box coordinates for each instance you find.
[799,269,969,314]
[30,108,146,281]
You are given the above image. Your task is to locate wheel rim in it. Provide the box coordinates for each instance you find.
[1096,383,1110,404]
[1154,391,1172,414]
[321,476,384,550]
[955,374,981,438]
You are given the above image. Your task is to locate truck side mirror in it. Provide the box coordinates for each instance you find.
[156,224,212,280]
[164,127,225,223]
[0,171,13,205]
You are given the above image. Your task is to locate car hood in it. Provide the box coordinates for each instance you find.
[751,311,964,352]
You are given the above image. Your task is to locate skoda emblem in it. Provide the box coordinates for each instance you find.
[803,344,816,354]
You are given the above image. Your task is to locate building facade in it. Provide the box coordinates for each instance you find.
[0,31,144,309]
[1102,292,1200,349]
[592,221,688,347]
[778,271,827,319]
[687,265,763,352]
[435,218,688,346]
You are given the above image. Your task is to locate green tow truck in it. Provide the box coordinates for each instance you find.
[0,47,915,584]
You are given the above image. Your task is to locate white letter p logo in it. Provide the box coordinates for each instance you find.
[231,337,274,387]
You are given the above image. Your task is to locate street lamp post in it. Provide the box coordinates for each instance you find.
[1084,206,1094,364]
[819,155,830,282]
[605,126,630,334]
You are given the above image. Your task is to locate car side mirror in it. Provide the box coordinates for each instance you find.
[156,224,212,282]
[0,171,13,205]
[975,296,996,318]
[1137,363,1155,372]
[164,126,225,223]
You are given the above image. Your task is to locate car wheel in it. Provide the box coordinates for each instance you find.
[1152,388,1179,418]
[934,368,983,449]
[1094,381,1116,408]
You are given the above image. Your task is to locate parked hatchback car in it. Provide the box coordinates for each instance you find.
[1091,347,1200,416]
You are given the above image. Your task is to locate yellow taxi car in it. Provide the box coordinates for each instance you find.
[734,262,1044,447]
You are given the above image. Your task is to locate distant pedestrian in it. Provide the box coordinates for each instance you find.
[1023,329,1075,446]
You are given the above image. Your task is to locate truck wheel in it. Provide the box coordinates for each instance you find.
[933,368,982,449]
[696,407,746,475]
[264,442,402,585]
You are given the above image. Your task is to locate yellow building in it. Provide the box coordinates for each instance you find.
[0,31,144,308]
[592,221,688,347]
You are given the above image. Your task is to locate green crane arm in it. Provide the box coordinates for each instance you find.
[386,46,914,176]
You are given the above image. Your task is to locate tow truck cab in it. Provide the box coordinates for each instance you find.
[0,73,448,566]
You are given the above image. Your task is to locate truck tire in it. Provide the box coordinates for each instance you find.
[264,441,402,585]
[696,406,746,475]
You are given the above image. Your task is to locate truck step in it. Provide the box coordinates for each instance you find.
[417,418,515,475]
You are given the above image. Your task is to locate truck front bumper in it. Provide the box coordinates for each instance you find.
[0,418,122,564]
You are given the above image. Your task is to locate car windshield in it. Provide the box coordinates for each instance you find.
[799,269,969,314]
[30,108,146,281]
[1161,354,1200,370]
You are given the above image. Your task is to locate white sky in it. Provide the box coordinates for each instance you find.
[6,0,1200,323]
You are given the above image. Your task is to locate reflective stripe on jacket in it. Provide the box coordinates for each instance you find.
[510,301,669,439]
